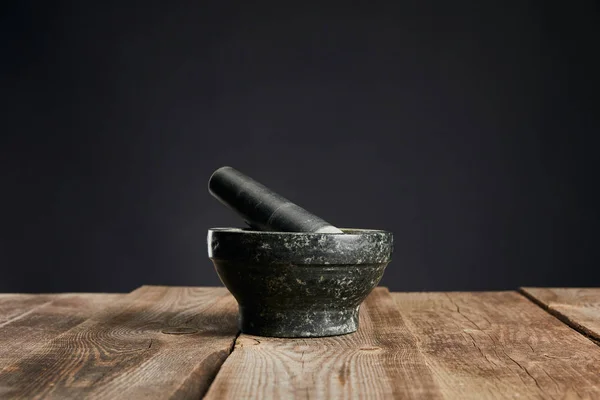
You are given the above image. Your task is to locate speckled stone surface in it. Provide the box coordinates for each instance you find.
[208,228,393,337]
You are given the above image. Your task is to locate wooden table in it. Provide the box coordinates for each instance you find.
[1,286,600,399]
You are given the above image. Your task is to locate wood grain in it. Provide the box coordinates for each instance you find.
[521,287,600,342]
[392,291,600,399]
[0,294,122,366]
[0,286,238,399]
[0,294,55,327]
[205,287,442,399]
[4,287,600,399]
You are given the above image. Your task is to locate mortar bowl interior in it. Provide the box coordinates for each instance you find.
[207,228,393,338]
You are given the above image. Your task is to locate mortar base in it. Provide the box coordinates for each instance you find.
[239,306,360,338]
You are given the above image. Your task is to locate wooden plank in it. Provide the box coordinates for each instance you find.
[0,293,122,365]
[0,286,238,399]
[392,291,600,399]
[521,287,600,342]
[0,294,55,326]
[205,287,443,399]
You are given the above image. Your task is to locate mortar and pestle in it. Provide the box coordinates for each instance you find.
[207,166,393,337]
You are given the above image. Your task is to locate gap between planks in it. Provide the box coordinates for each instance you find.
[519,288,600,347]
[204,327,242,395]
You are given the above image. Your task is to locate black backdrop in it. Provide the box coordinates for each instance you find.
[2,1,599,293]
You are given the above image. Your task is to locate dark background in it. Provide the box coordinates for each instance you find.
[1,1,599,294]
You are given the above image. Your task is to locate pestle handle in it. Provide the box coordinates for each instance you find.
[208,166,343,233]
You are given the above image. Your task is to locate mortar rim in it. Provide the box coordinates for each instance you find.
[207,227,393,265]
[207,227,391,235]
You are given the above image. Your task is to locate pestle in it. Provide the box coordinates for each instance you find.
[208,166,343,233]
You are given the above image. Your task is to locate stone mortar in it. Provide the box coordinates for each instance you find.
[207,228,393,338]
